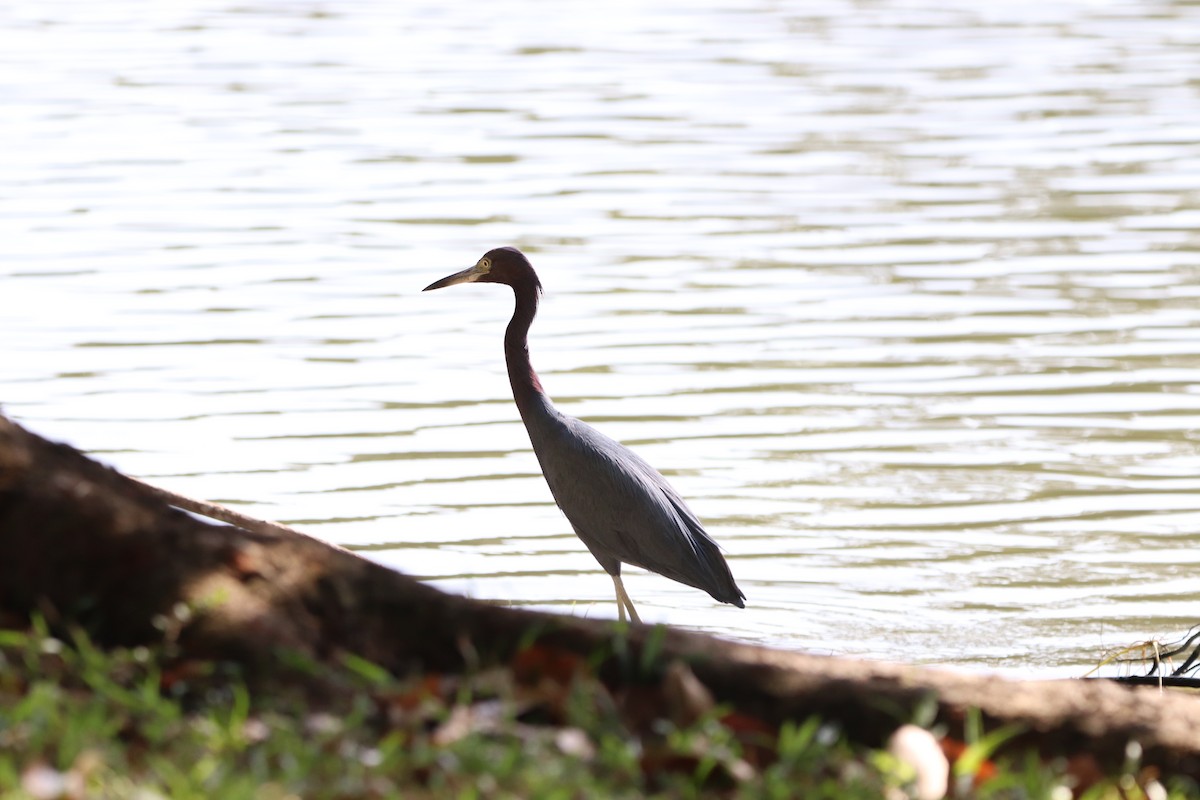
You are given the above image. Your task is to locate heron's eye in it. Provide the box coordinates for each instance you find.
[480,258,492,270]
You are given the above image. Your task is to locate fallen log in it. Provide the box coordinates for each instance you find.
[1,413,1198,775]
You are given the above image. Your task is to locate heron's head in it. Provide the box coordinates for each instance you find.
[423,246,542,294]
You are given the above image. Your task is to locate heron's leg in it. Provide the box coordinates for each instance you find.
[610,575,627,622]
[612,574,642,624]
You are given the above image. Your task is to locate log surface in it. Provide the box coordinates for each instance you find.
[1,414,1197,771]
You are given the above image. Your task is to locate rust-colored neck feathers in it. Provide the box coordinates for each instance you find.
[502,271,545,415]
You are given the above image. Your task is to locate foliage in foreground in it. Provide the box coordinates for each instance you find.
[0,619,1193,800]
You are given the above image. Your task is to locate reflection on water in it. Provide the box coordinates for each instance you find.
[3,0,1200,674]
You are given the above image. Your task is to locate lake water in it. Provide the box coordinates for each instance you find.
[3,0,1200,676]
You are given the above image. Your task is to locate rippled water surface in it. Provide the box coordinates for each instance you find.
[4,0,1200,674]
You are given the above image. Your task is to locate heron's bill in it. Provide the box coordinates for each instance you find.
[423,263,487,291]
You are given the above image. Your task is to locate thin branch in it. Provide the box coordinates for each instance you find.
[1107,676,1200,689]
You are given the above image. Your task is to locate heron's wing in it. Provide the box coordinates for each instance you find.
[529,411,743,604]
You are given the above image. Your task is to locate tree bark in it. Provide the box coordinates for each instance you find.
[1,414,1198,773]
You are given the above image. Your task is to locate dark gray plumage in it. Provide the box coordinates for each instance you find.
[423,246,745,622]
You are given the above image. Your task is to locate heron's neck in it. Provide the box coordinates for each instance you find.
[504,280,546,416]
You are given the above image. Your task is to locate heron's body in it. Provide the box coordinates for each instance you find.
[523,393,744,606]
[425,247,745,621]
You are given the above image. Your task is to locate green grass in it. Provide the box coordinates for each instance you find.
[0,620,1195,799]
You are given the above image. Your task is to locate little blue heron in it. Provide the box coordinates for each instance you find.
[424,247,745,623]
